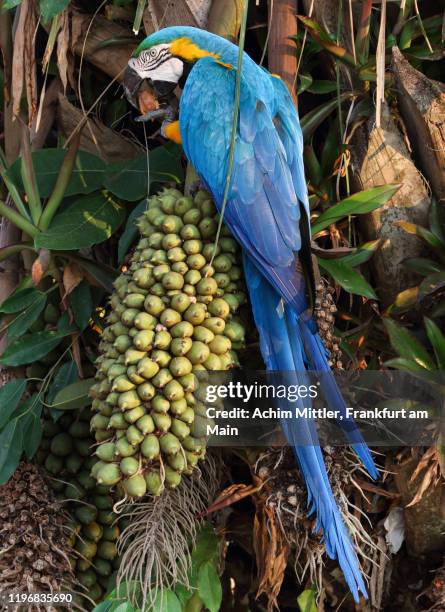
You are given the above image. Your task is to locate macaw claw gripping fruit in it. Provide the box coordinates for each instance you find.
[91,189,246,499]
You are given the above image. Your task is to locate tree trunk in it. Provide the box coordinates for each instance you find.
[267,0,298,105]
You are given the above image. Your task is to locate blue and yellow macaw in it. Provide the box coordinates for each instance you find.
[123,26,378,600]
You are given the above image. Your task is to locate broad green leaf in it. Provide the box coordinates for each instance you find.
[7,291,47,339]
[39,0,70,21]
[387,286,419,314]
[174,584,193,607]
[104,145,184,202]
[303,145,322,188]
[0,329,69,366]
[191,523,219,568]
[0,287,41,313]
[0,379,27,430]
[297,16,357,66]
[7,149,106,197]
[47,360,82,408]
[153,590,181,612]
[383,318,435,370]
[48,378,94,411]
[109,603,135,612]
[307,80,338,94]
[118,199,148,262]
[35,192,125,251]
[340,240,381,267]
[318,258,377,299]
[197,562,222,612]
[419,271,445,301]
[312,185,400,235]
[69,281,94,331]
[424,318,445,370]
[0,419,23,485]
[297,73,313,94]
[2,0,22,10]
[429,200,445,244]
[92,603,112,612]
[301,93,355,141]
[21,395,43,460]
[297,588,317,612]
[402,257,442,276]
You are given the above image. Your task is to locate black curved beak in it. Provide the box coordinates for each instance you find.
[123,65,143,109]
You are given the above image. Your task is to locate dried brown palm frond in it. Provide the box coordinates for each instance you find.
[116,454,220,610]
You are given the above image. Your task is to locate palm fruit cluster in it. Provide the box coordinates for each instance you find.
[37,409,119,604]
[90,188,247,499]
[314,280,343,369]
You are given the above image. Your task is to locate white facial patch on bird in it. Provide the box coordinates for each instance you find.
[129,43,184,84]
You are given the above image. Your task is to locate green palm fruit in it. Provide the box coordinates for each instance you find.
[214,273,231,288]
[69,421,90,438]
[170,398,187,416]
[174,196,194,215]
[197,277,218,296]
[159,433,181,455]
[153,264,170,280]
[145,471,164,496]
[171,337,193,356]
[125,349,147,366]
[133,329,155,351]
[198,218,217,239]
[167,247,187,263]
[163,380,184,401]
[178,407,195,425]
[170,321,194,338]
[183,436,205,453]
[50,433,73,456]
[181,223,201,240]
[160,308,182,328]
[209,335,231,355]
[77,471,96,491]
[170,293,191,313]
[83,522,103,543]
[184,303,206,325]
[97,541,118,561]
[183,239,203,255]
[97,510,114,526]
[137,382,156,401]
[162,271,185,291]
[95,558,112,577]
[102,525,120,541]
[151,350,172,367]
[136,414,155,434]
[126,425,144,446]
[168,452,186,472]
[187,341,210,365]
[44,454,63,475]
[112,375,135,392]
[223,320,245,343]
[77,569,97,589]
[170,418,190,440]
[141,434,160,460]
[193,326,214,344]
[154,330,172,349]
[108,412,127,429]
[64,482,85,500]
[93,494,114,510]
[137,357,160,379]
[123,473,147,498]
[90,461,106,479]
[133,268,154,289]
[135,311,158,329]
[104,393,118,406]
[124,405,145,424]
[66,454,83,474]
[178,373,198,392]
[115,437,137,457]
[151,395,170,414]
[120,457,139,476]
[164,466,182,488]
[186,254,206,271]
[162,233,182,249]
[152,412,172,432]
[118,390,141,410]
[124,293,145,309]
[148,232,164,248]
[203,243,220,261]
[96,463,121,486]
[75,506,98,525]
[169,356,192,377]
[208,298,230,318]
[74,438,91,457]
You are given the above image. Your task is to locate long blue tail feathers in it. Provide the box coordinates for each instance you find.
[243,255,377,601]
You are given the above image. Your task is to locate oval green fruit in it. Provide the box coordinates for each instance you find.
[141,434,160,460]
[120,456,139,476]
[123,473,147,498]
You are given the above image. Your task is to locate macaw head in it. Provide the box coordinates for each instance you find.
[123,26,230,111]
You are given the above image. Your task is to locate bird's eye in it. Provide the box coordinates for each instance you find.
[150,49,157,57]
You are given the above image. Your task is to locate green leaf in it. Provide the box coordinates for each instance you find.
[35,192,125,251]
[429,200,445,244]
[21,396,43,460]
[109,603,135,612]
[69,281,94,331]
[197,562,222,612]
[118,199,148,262]
[424,318,445,370]
[92,603,112,612]
[7,149,106,197]
[0,419,23,485]
[297,73,313,94]
[312,185,400,235]
[419,271,445,301]
[174,584,193,607]
[153,590,181,612]
[396,221,445,254]
[318,258,377,299]
[0,379,27,430]
[104,145,184,202]
[0,329,69,366]
[387,286,419,314]
[7,291,47,339]
[301,93,355,141]
[191,523,219,568]
[0,287,41,313]
[2,0,22,10]
[64,254,118,293]
[383,318,435,370]
[39,0,70,21]
[297,16,357,66]
[340,240,381,267]
[402,257,442,276]
[307,80,338,94]
[48,378,94,411]
[297,587,317,612]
